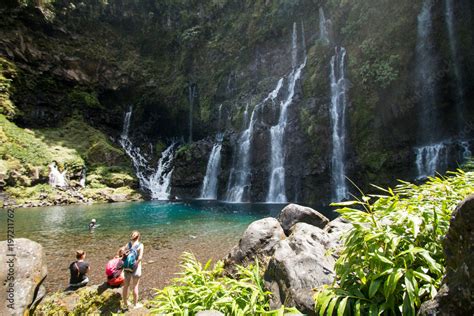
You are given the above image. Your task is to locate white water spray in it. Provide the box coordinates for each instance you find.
[329,47,349,202]
[200,133,224,199]
[415,142,448,178]
[48,162,67,188]
[226,78,284,203]
[266,22,307,203]
[148,143,176,200]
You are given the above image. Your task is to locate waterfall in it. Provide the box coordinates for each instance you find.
[416,0,439,144]
[79,167,86,188]
[48,162,67,188]
[118,106,178,199]
[188,84,196,143]
[148,143,176,200]
[444,0,465,131]
[218,104,223,131]
[226,79,284,203]
[225,104,256,202]
[267,22,307,203]
[414,0,447,178]
[200,133,224,199]
[118,106,150,189]
[461,141,472,159]
[319,8,330,44]
[329,47,349,202]
[415,143,448,178]
[122,107,132,138]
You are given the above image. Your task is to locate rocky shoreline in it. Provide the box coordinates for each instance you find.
[1,186,143,209]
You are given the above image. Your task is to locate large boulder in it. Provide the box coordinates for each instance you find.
[419,194,474,316]
[277,204,329,235]
[0,238,47,316]
[264,223,336,315]
[324,216,353,253]
[225,218,285,268]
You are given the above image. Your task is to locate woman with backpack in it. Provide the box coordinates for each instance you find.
[106,247,125,287]
[122,231,144,309]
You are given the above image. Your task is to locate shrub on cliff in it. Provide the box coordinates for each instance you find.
[315,170,474,316]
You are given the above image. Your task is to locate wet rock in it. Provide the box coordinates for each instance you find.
[264,223,335,315]
[418,194,474,316]
[225,218,285,268]
[0,238,47,316]
[277,203,329,235]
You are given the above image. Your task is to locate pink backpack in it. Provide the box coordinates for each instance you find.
[105,258,121,277]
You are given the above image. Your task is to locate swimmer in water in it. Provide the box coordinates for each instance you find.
[89,219,97,231]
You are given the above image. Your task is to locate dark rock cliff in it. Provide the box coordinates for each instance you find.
[1,0,473,205]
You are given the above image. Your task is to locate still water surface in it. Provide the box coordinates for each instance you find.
[0,201,335,296]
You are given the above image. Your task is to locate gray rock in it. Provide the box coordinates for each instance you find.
[324,216,352,254]
[277,203,329,235]
[418,194,474,316]
[0,238,47,316]
[225,218,285,268]
[264,223,336,315]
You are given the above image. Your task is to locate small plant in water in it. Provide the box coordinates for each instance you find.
[314,170,474,315]
[149,252,301,315]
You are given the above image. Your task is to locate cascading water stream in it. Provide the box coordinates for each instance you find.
[226,78,284,203]
[319,8,330,44]
[414,0,446,178]
[48,162,67,188]
[188,84,197,143]
[415,142,448,179]
[118,106,150,189]
[461,141,472,159]
[148,143,177,200]
[200,133,224,199]
[329,47,349,202]
[119,107,177,199]
[226,103,255,202]
[444,0,465,130]
[266,22,307,203]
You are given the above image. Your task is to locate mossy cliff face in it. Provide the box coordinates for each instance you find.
[1,0,473,205]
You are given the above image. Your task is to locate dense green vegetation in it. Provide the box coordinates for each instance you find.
[149,252,300,315]
[315,170,474,315]
[0,112,141,206]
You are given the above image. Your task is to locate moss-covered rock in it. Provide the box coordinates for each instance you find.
[34,286,122,315]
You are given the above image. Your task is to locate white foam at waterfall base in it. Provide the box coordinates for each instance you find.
[148,143,176,200]
[49,162,67,187]
[415,143,448,179]
[200,133,224,199]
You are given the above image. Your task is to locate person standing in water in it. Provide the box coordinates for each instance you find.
[67,250,90,291]
[89,219,97,231]
[122,231,144,309]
